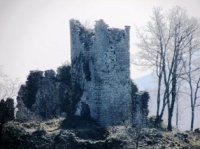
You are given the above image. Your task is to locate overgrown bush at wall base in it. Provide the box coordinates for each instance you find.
[0,98,15,123]
[24,71,43,109]
[16,65,73,121]
[131,81,138,98]
[0,98,14,144]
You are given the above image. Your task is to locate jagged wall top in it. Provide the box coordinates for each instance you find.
[70,19,130,57]
[70,19,132,126]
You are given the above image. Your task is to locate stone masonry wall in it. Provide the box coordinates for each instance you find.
[132,91,149,128]
[70,19,132,126]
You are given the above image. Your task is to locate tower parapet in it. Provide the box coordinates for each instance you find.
[70,19,132,126]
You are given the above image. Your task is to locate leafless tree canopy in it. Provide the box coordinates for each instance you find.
[135,6,200,131]
[0,67,20,100]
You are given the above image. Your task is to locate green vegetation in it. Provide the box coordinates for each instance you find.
[25,71,43,109]
[56,65,71,86]
[0,98,15,145]
[131,81,138,98]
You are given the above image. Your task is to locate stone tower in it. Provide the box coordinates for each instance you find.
[70,19,132,126]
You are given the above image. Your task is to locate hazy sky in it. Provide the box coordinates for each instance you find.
[0,0,200,82]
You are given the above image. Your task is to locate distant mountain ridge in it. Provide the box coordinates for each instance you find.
[134,74,155,91]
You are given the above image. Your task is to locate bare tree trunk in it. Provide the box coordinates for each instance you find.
[191,107,195,131]
[176,98,179,130]
[190,77,200,131]
[168,71,177,131]
[156,74,162,126]
[175,85,180,130]
[156,88,168,127]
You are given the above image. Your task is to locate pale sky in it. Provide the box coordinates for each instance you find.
[0,0,200,82]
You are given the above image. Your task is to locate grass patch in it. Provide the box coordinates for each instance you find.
[191,140,200,148]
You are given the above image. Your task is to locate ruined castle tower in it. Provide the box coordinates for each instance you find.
[70,19,132,126]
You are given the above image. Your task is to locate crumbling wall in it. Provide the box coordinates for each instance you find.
[16,20,149,127]
[70,19,132,126]
[132,91,149,128]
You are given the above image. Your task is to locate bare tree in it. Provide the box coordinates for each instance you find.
[0,67,19,100]
[136,7,172,127]
[135,6,200,131]
[181,31,200,131]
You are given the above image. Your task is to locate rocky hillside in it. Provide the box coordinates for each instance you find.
[1,118,200,149]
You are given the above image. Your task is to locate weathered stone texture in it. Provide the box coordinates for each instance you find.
[132,91,149,128]
[70,19,132,126]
